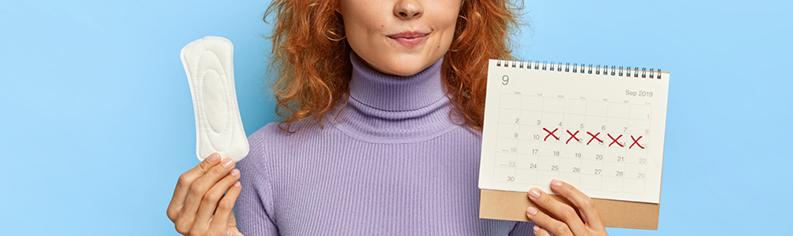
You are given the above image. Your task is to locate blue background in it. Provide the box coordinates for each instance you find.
[1,0,791,235]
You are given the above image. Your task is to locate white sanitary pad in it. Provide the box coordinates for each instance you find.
[180,36,249,162]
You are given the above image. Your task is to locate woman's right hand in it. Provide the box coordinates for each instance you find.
[167,153,244,236]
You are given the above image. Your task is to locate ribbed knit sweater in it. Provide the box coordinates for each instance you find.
[234,52,536,235]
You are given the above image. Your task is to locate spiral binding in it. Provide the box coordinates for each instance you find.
[495,59,664,79]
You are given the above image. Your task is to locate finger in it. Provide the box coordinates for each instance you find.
[195,168,241,228]
[169,153,222,221]
[175,156,236,234]
[227,214,244,236]
[533,225,551,236]
[228,209,238,228]
[212,181,242,231]
[168,153,221,222]
[229,228,244,236]
[549,179,604,229]
[528,187,587,235]
[526,206,573,236]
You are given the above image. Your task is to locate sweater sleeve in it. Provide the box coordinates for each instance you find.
[233,135,280,236]
[508,221,536,236]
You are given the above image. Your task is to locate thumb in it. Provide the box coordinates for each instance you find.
[228,212,238,227]
[227,214,243,236]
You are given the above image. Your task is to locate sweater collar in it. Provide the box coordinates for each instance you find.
[348,52,446,111]
[327,52,459,143]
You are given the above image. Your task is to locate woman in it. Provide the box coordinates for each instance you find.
[167,0,609,235]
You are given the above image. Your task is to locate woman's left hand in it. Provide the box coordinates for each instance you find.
[525,179,608,236]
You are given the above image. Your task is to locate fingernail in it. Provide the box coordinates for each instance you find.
[234,181,241,187]
[207,154,220,163]
[223,158,234,168]
[551,179,563,187]
[526,207,538,216]
[529,188,541,199]
[533,225,540,232]
[231,169,240,176]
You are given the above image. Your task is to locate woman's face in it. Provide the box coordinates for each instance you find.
[339,0,462,77]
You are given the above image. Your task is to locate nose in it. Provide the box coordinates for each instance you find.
[393,0,423,20]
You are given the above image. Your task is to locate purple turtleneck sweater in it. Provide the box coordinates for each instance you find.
[234,52,536,235]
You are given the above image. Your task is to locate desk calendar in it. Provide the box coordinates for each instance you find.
[478,59,670,229]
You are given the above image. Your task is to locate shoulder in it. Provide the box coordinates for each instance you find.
[247,118,329,148]
[241,118,330,166]
[242,122,290,167]
[247,122,285,149]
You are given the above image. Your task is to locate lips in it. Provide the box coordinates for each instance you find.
[387,31,430,48]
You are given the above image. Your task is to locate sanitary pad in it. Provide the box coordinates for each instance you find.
[180,36,249,162]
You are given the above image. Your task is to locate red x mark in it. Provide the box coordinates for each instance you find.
[586,131,602,145]
[630,135,645,149]
[566,130,580,144]
[543,128,559,141]
[608,133,624,148]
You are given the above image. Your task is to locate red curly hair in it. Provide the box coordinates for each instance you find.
[264,0,521,133]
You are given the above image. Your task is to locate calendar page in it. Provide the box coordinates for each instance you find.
[478,59,670,204]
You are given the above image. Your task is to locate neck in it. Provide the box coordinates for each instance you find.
[347,52,447,111]
[327,52,459,143]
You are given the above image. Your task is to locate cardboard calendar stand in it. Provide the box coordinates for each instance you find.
[480,189,659,229]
